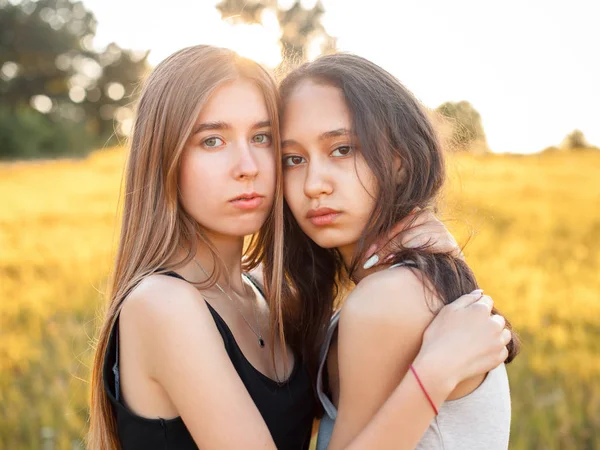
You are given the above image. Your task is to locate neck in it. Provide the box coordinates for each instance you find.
[180,230,248,295]
[337,241,379,284]
[337,242,356,271]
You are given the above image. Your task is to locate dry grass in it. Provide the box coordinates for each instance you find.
[1,148,598,449]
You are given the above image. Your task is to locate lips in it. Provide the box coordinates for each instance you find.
[231,192,261,202]
[230,192,264,210]
[306,207,340,226]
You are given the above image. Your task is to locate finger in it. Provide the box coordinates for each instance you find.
[398,220,443,241]
[390,208,427,234]
[402,232,436,249]
[451,289,484,308]
[405,234,458,253]
[501,328,512,346]
[364,243,378,260]
[364,229,421,268]
[401,220,451,245]
[490,314,506,329]
[364,211,422,259]
[452,245,465,260]
[367,230,436,268]
[473,295,494,313]
[499,346,509,363]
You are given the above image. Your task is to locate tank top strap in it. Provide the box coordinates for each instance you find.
[316,309,341,419]
[160,270,266,297]
[158,270,229,338]
[243,272,266,298]
[159,269,266,336]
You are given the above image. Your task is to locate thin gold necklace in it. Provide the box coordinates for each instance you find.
[193,258,265,348]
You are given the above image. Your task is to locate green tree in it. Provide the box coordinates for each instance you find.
[0,0,148,159]
[216,0,336,66]
[435,100,490,153]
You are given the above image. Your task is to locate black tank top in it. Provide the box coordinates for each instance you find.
[103,271,315,449]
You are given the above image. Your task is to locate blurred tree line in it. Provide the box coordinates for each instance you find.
[1,0,594,160]
[0,0,148,160]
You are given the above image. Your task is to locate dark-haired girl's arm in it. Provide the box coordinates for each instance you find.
[327,275,509,450]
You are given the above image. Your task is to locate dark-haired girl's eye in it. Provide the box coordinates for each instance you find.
[252,133,272,145]
[202,137,224,148]
[282,155,306,167]
[331,146,353,157]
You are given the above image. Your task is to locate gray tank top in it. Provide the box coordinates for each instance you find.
[315,262,512,449]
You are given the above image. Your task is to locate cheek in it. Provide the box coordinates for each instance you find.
[283,171,305,216]
[179,152,220,214]
[260,149,277,195]
[346,160,378,217]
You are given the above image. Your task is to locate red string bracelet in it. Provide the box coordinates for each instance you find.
[410,364,439,416]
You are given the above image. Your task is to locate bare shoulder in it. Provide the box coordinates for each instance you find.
[119,274,218,372]
[120,273,210,326]
[341,267,436,330]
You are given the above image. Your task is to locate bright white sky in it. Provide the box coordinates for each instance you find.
[85,0,599,153]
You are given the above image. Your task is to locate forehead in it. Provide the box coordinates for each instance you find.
[196,78,268,124]
[282,81,351,138]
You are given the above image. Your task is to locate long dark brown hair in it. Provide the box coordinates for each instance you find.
[277,53,520,384]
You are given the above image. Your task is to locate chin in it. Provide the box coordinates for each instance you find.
[204,214,269,238]
[230,219,268,237]
[305,228,351,250]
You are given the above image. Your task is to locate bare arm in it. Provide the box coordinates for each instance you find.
[121,275,276,449]
[327,268,436,449]
[328,271,508,450]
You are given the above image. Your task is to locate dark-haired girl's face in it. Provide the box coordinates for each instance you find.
[281,81,377,263]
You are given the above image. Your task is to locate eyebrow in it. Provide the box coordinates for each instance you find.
[193,120,271,134]
[282,128,352,149]
[319,128,351,140]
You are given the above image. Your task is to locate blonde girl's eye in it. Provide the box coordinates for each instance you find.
[282,155,307,167]
[202,137,224,148]
[252,133,272,145]
[331,146,353,157]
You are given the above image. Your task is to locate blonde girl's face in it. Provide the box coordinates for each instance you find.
[281,80,377,258]
[179,78,276,239]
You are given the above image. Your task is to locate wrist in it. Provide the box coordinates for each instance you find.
[412,350,458,404]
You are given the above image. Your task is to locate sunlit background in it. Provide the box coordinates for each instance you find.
[1,1,599,449]
[83,0,600,153]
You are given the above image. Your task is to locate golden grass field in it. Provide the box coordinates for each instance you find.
[1,148,599,449]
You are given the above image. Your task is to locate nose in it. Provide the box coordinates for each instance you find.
[233,141,259,181]
[303,159,333,198]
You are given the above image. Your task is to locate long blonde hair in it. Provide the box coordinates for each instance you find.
[87,45,285,450]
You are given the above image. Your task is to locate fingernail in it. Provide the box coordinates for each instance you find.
[363,254,379,270]
[471,289,484,295]
[383,254,395,263]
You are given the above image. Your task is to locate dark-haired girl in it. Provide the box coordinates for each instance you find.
[280,53,519,450]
